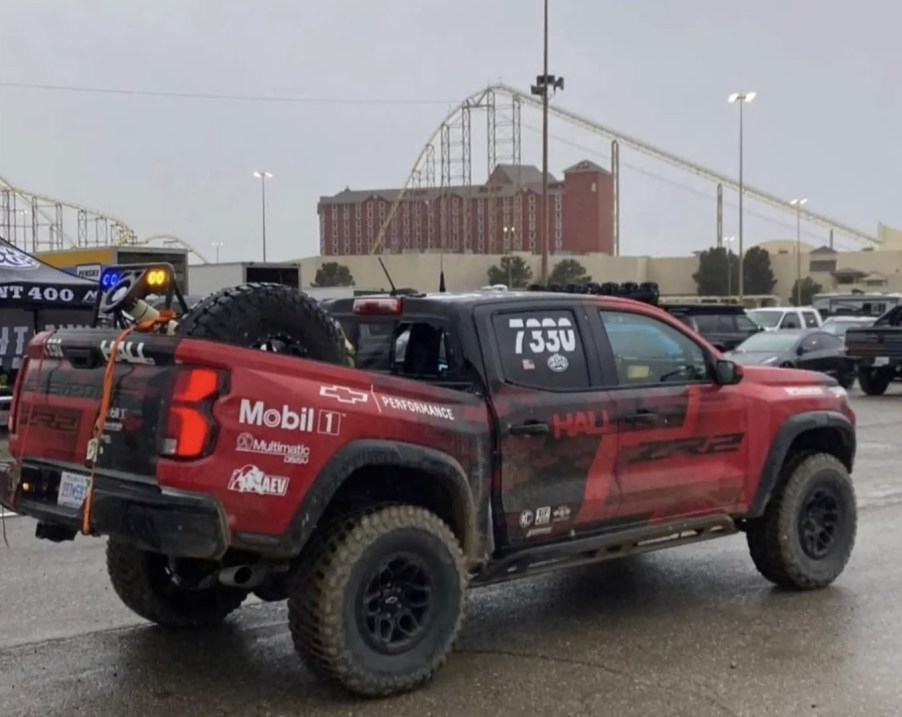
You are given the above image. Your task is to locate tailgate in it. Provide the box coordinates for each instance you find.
[11,329,179,477]
[845,328,902,360]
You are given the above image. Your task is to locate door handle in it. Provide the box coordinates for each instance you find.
[622,409,658,425]
[508,421,550,436]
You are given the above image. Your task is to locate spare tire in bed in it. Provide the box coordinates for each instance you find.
[176,283,349,365]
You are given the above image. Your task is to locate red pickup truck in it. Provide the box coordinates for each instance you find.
[0,271,858,698]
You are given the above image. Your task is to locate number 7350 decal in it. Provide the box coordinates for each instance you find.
[509,317,577,355]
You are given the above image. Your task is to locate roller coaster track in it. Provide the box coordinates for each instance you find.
[371,83,877,254]
[0,176,210,262]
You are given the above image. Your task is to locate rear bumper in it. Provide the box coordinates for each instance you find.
[0,461,229,560]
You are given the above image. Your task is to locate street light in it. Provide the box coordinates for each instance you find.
[727,91,756,303]
[724,235,736,300]
[790,197,808,305]
[503,226,515,286]
[211,241,224,263]
[253,170,273,262]
[531,0,564,285]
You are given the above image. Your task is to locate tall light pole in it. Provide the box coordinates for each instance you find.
[724,235,736,300]
[253,170,273,261]
[531,0,563,284]
[211,241,224,263]
[727,91,756,303]
[790,197,808,305]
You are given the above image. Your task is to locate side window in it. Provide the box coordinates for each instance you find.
[492,309,591,390]
[816,333,843,350]
[600,311,709,386]
[803,311,820,328]
[800,335,820,352]
[780,313,802,329]
[715,315,737,332]
[692,314,718,333]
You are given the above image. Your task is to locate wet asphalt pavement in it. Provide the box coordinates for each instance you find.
[2,389,902,716]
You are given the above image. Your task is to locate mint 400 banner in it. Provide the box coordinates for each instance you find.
[0,284,98,306]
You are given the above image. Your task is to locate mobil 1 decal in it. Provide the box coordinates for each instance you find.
[508,315,575,373]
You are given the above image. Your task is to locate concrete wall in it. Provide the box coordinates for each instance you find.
[295,246,902,302]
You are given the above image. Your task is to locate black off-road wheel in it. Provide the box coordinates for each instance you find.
[746,453,856,590]
[289,506,468,697]
[176,282,349,363]
[857,367,890,396]
[106,538,247,628]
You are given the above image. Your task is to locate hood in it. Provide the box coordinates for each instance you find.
[736,362,835,387]
[727,351,790,366]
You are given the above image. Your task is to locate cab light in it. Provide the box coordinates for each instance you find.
[353,297,402,315]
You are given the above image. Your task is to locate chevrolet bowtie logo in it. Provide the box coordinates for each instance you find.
[319,385,369,405]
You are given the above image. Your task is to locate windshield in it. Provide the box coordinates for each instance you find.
[734,332,799,353]
[747,309,783,328]
[822,319,871,336]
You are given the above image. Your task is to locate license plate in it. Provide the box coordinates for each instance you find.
[57,472,89,510]
[874,357,890,366]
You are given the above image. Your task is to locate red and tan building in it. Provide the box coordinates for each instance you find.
[317,159,614,257]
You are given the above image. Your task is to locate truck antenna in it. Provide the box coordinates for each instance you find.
[378,257,398,295]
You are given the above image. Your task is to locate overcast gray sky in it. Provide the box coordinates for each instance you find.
[1,0,899,262]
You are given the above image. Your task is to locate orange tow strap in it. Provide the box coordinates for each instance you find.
[81,310,175,535]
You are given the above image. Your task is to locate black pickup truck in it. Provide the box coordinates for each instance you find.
[845,306,902,395]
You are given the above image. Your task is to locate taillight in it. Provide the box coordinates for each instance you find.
[162,367,223,459]
[8,358,28,434]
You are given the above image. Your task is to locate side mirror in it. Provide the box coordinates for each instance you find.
[796,345,805,356]
[713,359,743,386]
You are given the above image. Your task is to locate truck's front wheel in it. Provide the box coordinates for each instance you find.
[746,453,856,590]
[106,539,247,628]
[289,506,467,697]
[857,366,890,395]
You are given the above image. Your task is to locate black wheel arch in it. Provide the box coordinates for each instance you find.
[748,410,855,519]
[233,439,479,564]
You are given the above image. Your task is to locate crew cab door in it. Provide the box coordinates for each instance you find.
[476,302,621,547]
[591,309,750,524]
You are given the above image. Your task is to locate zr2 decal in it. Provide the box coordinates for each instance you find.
[509,316,576,355]
[628,432,744,464]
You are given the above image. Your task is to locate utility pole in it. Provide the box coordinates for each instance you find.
[790,198,808,305]
[253,170,273,261]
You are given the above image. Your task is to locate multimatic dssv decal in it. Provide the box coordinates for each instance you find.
[627,432,744,464]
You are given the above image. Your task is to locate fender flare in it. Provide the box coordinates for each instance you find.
[748,410,855,518]
[235,439,477,560]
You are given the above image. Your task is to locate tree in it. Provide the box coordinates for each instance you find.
[692,247,738,296]
[548,259,590,286]
[790,276,823,306]
[742,246,777,296]
[487,255,533,288]
[312,262,354,287]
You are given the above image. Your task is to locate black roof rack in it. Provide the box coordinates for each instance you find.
[528,281,660,306]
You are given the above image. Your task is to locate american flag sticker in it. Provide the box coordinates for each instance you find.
[522,358,535,370]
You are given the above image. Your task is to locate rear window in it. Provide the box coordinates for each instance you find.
[802,311,820,328]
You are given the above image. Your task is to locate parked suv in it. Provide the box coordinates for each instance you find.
[748,306,823,331]
[663,303,761,351]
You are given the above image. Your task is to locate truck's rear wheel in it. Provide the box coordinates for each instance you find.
[746,453,856,590]
[289,506,467,697]
[106,539,247,628]
[857,367,890,396]
[176,282,348,364]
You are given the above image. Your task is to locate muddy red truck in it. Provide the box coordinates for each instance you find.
[0,267,858,698]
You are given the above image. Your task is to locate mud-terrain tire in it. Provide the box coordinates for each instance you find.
[289,505,468,697]
[746,453,856,590]
[106,539,247,628]
[176,282,348,364]
[857,367,890,396]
